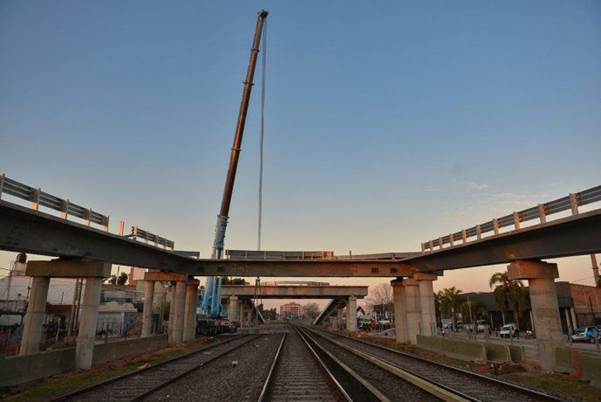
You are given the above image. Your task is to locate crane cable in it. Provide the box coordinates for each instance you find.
[257,18,267,251]
[255,20,267,324]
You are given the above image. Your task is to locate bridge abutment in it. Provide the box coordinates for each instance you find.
[507,260,562,371]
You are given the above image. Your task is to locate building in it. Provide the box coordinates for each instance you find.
[462,281,601,333]
[280,302,303,318]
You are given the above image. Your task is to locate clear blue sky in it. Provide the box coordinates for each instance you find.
[1,1,600,300]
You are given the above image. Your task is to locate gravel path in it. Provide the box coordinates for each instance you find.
[265,330,346,401]
[308,331,440,402]
[65,335,256,402]
[318,330,561,402]
[144,334,281,402]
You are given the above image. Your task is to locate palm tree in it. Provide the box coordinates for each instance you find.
[490,272,527,330]
[438,287,464,329]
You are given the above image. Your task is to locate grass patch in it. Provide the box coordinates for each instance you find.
[503,372,601,402]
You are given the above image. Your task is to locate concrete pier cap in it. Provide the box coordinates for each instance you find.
[26,259,111,278]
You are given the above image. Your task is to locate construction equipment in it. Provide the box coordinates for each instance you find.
[201,10,269,318]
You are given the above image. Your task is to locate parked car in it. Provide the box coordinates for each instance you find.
[476,320,490,333]
[499,323,519,338]
[572,327,598,343]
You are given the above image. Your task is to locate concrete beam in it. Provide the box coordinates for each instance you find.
[313,298,346,325]
[221,285,368,299]
[26,259,110,278]
[402,208,601,271]
[0,201,416,277]
[144,271,187,282]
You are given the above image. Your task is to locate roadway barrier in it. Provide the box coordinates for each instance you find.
[483,342,511,363]
[0,335,167,388]
[554,346,601,389]
[417,336,524,364]
[416,335,486,362]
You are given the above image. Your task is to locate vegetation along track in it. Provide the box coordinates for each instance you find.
[307,327,564,402]
[51,335,259,402]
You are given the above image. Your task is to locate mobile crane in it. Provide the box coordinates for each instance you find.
[201,10,269,318]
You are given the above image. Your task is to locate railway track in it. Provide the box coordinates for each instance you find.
[258,328,351,401]
[51,335,259,402]
[304,326,564,402]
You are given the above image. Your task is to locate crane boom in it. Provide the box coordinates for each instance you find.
[202,10,269,318]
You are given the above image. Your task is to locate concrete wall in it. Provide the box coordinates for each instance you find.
[416,336,524,364]
[0,347,75,388]
[416,335,486,362]
[93,335,167,365]
[554,346,601,389]
[0,335,168,388]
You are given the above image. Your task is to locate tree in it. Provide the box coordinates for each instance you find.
[459,299,489,324]
[366,283,393,310]
[117,272,128,286]
[489,272,528,330]
[437,287,464,328]
[257,304,277,320]
[222,277,247,285]
[303,303,320,320]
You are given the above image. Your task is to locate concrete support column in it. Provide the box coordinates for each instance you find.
[183,280,199,342]
[415,273,438,336]
[76,277,103,370]
[508,260,563,371]
[330,311,338,330]
[167,285,176,343]
[404,279,421,344]
[227,295,239,322]
[239,302,247,327]
[170,280,186,344]
[19,276,50,356]
[391,278,407,343]
[570,308,578,329]
[141,280,155,338]
[346,296,357,332]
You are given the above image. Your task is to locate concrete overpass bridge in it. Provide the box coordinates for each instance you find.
[220,284,368,330]
[1,176,600,372]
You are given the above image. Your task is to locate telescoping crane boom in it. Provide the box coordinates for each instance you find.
[201,10,269,318]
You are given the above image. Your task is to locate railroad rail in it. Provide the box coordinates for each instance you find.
[305,327,563,402]
[259,328,352,401]
[51,335,257,402]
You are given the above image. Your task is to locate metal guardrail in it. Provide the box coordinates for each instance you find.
[226,250,334,260]
[128,226,175,249]
[0,173,109,230]
[422,185,601,252]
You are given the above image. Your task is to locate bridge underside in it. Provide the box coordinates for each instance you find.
[221,285,368,299]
